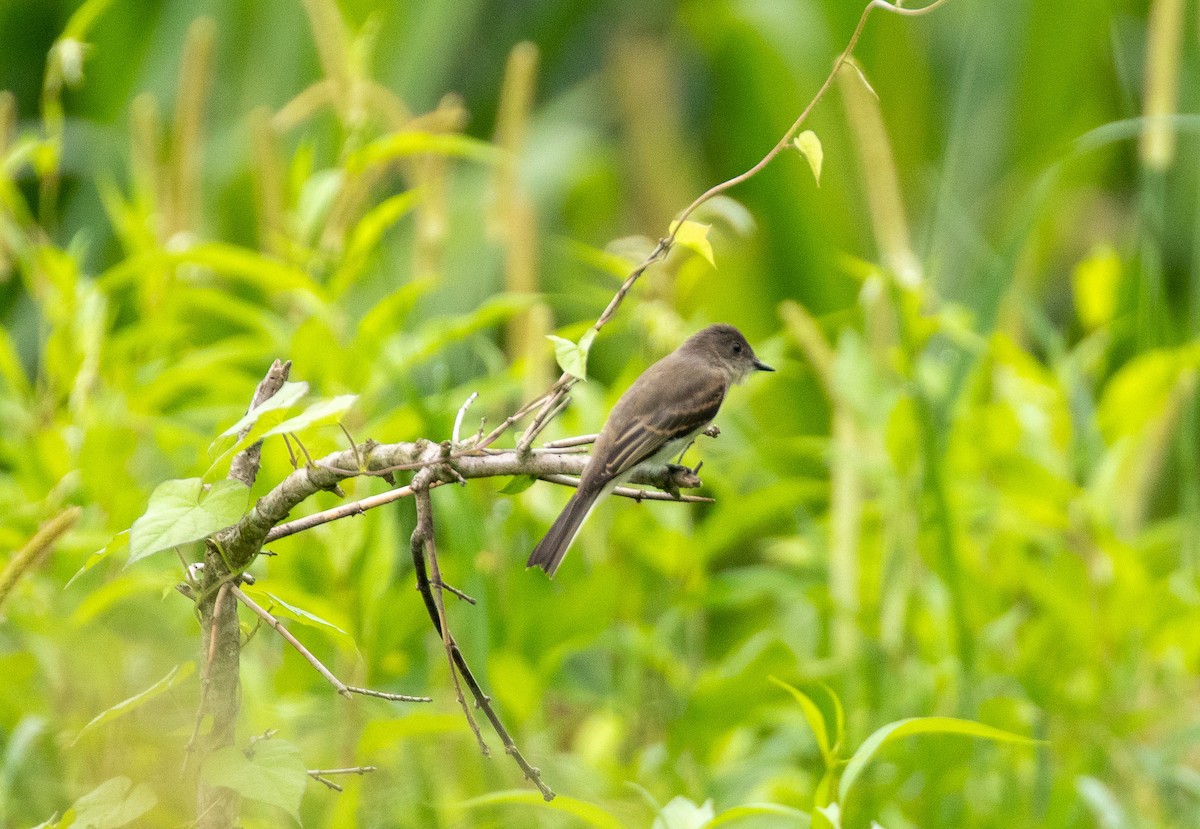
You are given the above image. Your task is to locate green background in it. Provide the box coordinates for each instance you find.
[1,0,1197,826]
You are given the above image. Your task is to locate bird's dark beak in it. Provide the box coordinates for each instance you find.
[753,358,774,372]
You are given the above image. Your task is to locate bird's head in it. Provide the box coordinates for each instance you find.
[682,323,774,384]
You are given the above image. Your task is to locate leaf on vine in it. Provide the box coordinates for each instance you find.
[793,130,823,186]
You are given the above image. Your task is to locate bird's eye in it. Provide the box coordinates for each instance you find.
[733,343,742,353]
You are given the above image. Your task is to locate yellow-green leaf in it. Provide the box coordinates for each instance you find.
[128,479,250,564]
[547,328,597,381]
[262,394,358,438]
[1072,243,1121,330]
[793,130,823,186]
[62,776,156,829]
[669,220,716,268]
[201,739,307,821]
[74,662,195,744]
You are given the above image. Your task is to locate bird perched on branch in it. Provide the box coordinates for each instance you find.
[527,323,773,577]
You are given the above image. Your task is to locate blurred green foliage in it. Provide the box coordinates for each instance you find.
[1,0,1198,827]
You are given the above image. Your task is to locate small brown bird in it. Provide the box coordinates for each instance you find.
[527,323,773,577]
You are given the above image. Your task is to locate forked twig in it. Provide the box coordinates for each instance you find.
[409,470,555,800]
[232,585,431,704]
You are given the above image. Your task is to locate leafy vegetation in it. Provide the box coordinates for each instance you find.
[1,0,1196,827]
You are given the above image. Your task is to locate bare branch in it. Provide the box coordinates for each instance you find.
[259,441,706,545]
[307,766,377,793]
[542,433,598,448]
[229,359,292,488]
[408,471,556,800]
[538,474,714,504]
[453,391,479,445]
[232,585,430,703]
[411,471,484,751]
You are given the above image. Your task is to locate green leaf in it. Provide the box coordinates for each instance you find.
[218,381,310,438]
[654,796,715,829]
[242,586,357,652]
[704,803,811,828]
[459,790,625,829]
[770,676,832,765]
[346,131,501,174]
[838,717,1039,803]
[547,328,597,381]
[669,220,716,268]
[206,381,313,476]
[333,190,423,294]
[498,475,538,495]
[128,479,250,564]
[65,776,157,829]
[185,242,320,295]
[66,530,128,588]
[74,662,196,745]
[201,739,307,821]
[793,130,824,186]
[811,802,841,829]
[1072,244,1121,330]
[1096,348,1198,441]
[263,394,358,437]
[827,681,845,753]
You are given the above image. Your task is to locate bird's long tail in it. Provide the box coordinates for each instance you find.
[526,485,602,578]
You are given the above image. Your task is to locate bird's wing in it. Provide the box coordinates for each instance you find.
[598,365,727,480]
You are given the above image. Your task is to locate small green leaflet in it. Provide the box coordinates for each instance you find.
[218,380,310,439]
[262,394,358,437]
[55,776,157,829]
[793,130,823,186]
[498,475,538,495]
[669,220,716,268]
[838,716,1040,804]
[811,802,841,829]
[74,662,196,745]
[66,530,128,587]
[128,478,250,565]
[208,380,310,465]
[547,328,597,381]
[242,585,357,652]
[769,676,833,765]
[201,739,308,821]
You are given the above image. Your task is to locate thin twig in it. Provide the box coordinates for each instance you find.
[229,359,291,487]
[309,774,342,792]
[432,580,477,604]
[537,474,714,504]
[232,585,431,703]
[517,394,571,453]
[453,392,479,445]
[266,482,433,542]
[408,475,555,800]
[309,766,378,775]
[343,685,432,703]
[542,433,598,448]
[412,473,485,751]
[307,766,378,793]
